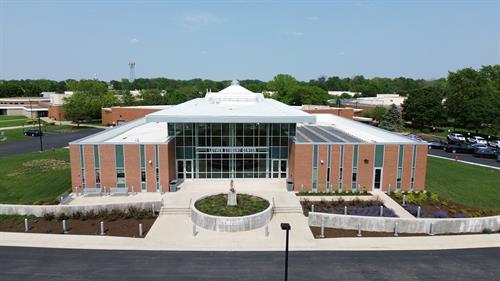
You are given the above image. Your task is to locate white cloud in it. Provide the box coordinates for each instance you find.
[130,38,139,44]
[287,31,305,37]
[181,12,225,30]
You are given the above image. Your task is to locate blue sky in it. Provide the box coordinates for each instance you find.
[1,0,499,81]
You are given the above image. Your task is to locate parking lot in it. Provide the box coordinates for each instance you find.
[0,129,102,157]
[427,148,500,168]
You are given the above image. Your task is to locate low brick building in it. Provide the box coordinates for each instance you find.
[70,81,427,193]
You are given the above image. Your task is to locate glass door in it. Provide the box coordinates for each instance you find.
[373,168,382,190]
[177,160,184,179]
[185,160,193,179]
[271,159,287,178]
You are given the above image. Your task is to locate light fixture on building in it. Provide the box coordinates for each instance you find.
[364,159,369,164]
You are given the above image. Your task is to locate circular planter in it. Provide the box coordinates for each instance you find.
[191,193,273,232]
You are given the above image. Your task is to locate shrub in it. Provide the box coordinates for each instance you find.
[393,192,403,200]
[433,210,449,218]
[404,204,426,217]
[482,228,493,234]
[43,213,55,221]
[406,193,416,204]
[429,193,439,204]
[416,192,427,205]
[71,211,83,220]
[57,213,69,221]
[453,213,468,218]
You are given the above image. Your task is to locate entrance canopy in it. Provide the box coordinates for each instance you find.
[146,81,315,124]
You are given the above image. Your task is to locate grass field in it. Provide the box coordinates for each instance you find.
[0,149,71,204]
[426,156,500,211]
[0,124,93,142]
[0,115,30,128]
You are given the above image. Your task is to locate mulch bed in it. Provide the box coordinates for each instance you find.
[310,227,483,238]
[0,218,156,238]
[389,194,499,218]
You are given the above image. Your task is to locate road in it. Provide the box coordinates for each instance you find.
[428,148,500,168]
[0,129,102,157]
[0,246,499,281]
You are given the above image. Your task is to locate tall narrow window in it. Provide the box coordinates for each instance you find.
[115,144,125,188]
[352,144,358,190]
[79,145,86,190]
[94,144,101,189]
[155,144,160,191]
[140,144,146,191]
[339,145,344,191]
[397,145,404,190]
[411,145,417,191]
[326,145,332,192]
[311,145,319,192]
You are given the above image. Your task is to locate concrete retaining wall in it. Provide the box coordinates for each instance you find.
[0,201,162,217]
[191,194,273,232]
[309,212,500,234]
[298,195,376,202]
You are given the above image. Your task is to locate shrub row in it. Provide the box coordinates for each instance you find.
[42,207,156,222]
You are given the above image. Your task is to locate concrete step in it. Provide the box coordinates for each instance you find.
[274,206,304,214]
[160,207,191,216]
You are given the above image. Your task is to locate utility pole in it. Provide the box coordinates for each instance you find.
[38,115,43,152]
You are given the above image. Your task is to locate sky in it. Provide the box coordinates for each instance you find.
[0,0,499,82]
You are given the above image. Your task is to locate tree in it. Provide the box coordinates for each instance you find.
[67,80,108,96]
[379,104,404,132]
[267,74,298,103]
[402,87,446,129]
[286,85,330,106]
[63,93,98,125]
[446,66,499,131]
[140,89,166,105]
[121,90,136,106]
[369,106,387,122]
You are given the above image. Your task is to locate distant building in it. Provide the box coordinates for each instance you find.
[41,91,74,121]
[340,94,407,109]
[328,91,361,97]
[0,97,50,118]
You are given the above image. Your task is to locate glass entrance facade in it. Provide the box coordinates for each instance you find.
[168,123,295,179]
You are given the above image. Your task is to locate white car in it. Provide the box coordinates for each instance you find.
[488,140,500,148]
[468,136,487,144]
[447,133,466,143]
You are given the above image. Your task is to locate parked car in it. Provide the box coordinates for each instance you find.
[447,133,466,143]
[23,129,43,137]
[488,140,500,148]
[428,140,447,150]
[445,143,475,154]
[497,154,500,162]
[467,136,487,144]
[473,148,497,159]
[471,143,488,150]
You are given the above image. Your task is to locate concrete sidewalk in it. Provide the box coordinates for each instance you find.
[372,190,415,219]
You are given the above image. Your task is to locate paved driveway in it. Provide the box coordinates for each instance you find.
[428,148,500,168]
[0,129,102,157]
[0,246,498,281]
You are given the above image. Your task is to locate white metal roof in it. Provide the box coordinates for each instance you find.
[311,114,419,144]
[106,121,169,143]
[146,82,315,124]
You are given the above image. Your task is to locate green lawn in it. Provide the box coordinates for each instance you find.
[0,115,30,128]
[0,149,71,204]
[426,156,500,210]
[0,124,93,142]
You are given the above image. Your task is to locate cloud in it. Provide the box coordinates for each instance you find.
[287,31,305,37]
[130,38,139,44]
[306,16,320,21]
[181,12,225,30]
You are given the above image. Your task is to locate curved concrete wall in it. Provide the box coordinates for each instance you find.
[309,212,500,234]
[0,201,161,217]
[191,194,273,232]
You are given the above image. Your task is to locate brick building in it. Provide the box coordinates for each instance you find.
[70,81,427,193]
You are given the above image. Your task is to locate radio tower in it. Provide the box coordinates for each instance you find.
[128,62,136,82]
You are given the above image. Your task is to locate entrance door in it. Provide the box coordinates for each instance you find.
[373,168,382,190]
[177,160,194,180]
[271,159,288,179]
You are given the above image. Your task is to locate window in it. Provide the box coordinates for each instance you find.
[311,145,319,192]
[116,168,125,187]
[352,145,359,190]
[115,145,125,188]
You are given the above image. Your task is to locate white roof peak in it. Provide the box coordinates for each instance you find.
[231,79,240,86]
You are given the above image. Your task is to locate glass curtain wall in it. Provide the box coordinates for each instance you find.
[168,123,296,179]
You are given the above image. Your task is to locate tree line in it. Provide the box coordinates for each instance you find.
[0,65,498,134]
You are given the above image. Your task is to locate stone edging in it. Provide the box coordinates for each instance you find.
[191,193,273,232]
[309,212,500,234]
[0,201,162,217]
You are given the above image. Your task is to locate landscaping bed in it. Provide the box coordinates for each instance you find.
[301,198,398,217]
[309,227,488,238]
[390,191,500,218]
[194,193,269,217]
[0,208,157,238]
[296,191,371,196]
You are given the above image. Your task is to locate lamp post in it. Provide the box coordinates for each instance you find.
[280,223,291,281]
[38,115,43,151]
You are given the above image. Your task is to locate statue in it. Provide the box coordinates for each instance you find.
[227,179,237,206]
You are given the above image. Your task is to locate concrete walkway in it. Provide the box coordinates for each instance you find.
[372,190,415,219]
[1,180,499,251]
